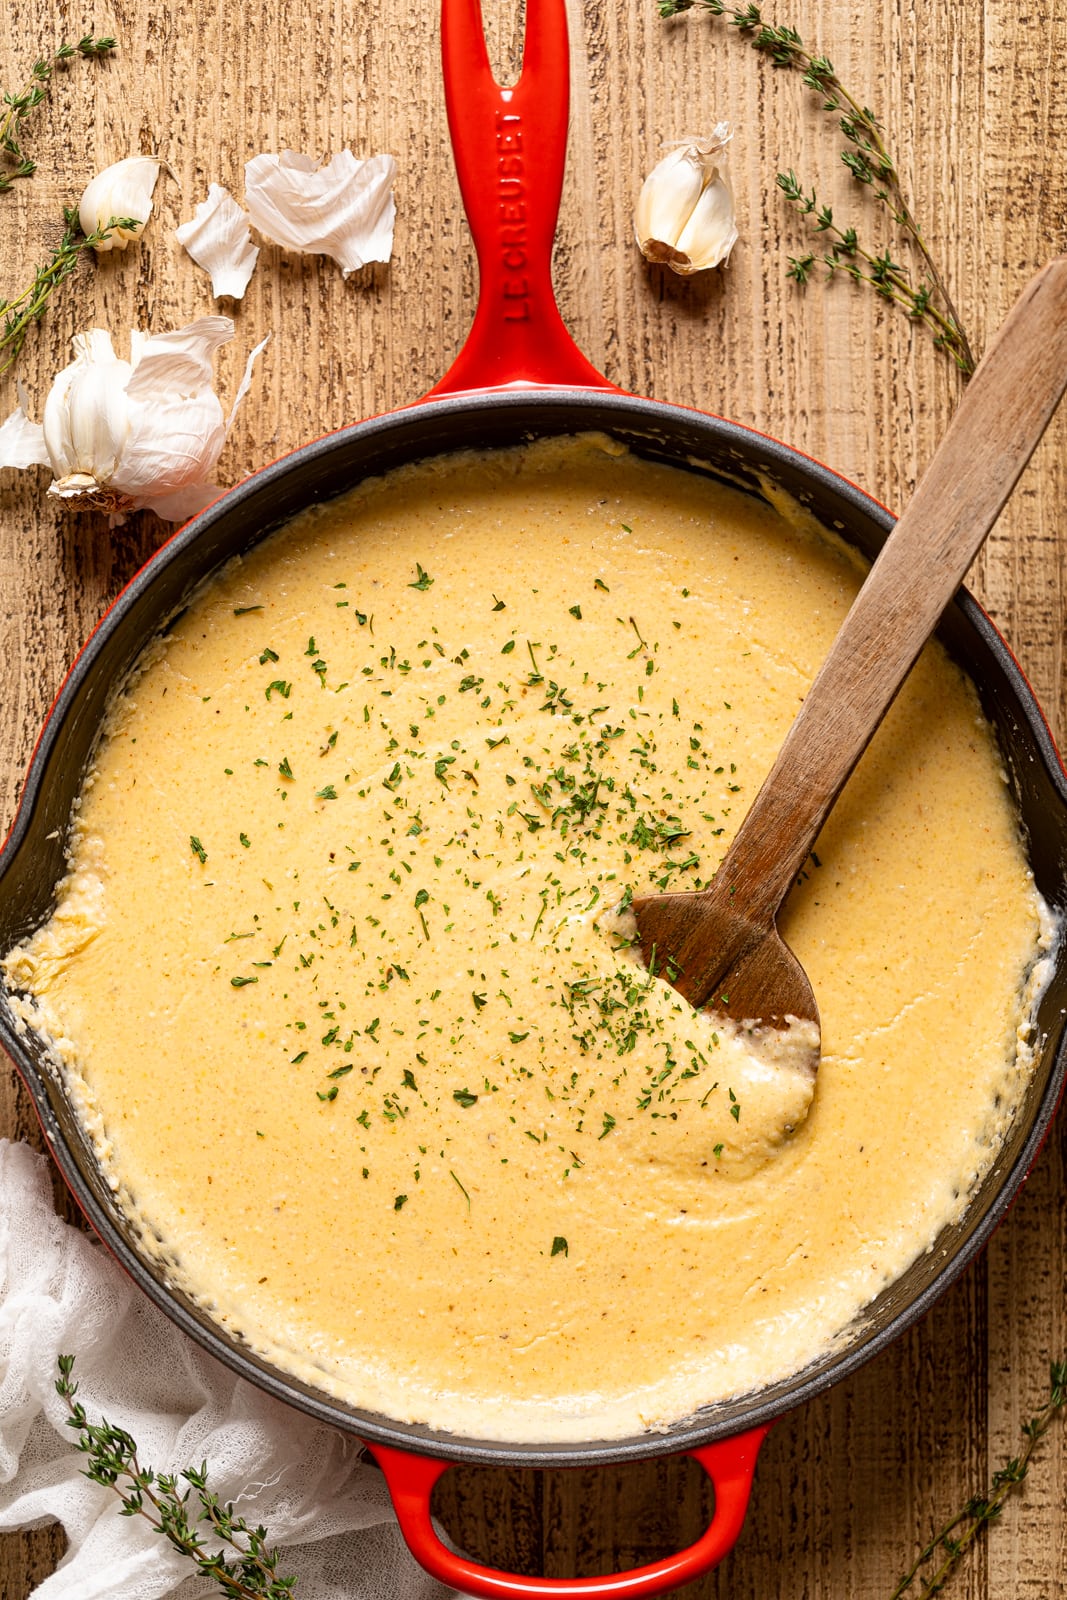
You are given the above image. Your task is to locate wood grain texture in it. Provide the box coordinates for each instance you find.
[1,1,1065,1596]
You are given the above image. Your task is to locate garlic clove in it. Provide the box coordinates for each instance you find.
[115,386,227,501]
[113,319,269,515]
[175,184,260,300]
[114,318,236,501]
[43,330,132,484]
[634,147,707,267]
[78,157,162,251]
[674,170,738,273]
[635,125,738,275]
[244,149,396,276]
[0,382,50,470]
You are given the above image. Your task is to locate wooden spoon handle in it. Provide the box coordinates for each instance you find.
[721,257,1067,922]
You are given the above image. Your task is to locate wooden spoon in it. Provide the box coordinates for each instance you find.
[631,257,1067,1074]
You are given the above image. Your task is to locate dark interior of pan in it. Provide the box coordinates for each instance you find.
[2,389,1066,1467]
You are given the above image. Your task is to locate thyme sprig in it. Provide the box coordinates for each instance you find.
[1,37,116,191]
[891,1359,1067,1598]
[776,173,967,356]
[657,0,975,376]
[0,207,136,376]
[56,1355,296,1599]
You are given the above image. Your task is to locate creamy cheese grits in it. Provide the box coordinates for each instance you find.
[4,435,1048,1442]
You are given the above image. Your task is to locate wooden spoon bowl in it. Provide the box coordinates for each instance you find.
[633,888,818,1043]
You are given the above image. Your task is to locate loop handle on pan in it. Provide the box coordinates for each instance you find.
[425,0,618,397]
[367,1428,771,1598]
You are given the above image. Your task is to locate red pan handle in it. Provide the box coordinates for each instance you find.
[366,1426,771,1598]
[425,0,618,397]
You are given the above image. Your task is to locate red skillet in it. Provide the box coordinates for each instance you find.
[374,6,771,1587]
[2,0,1066,1595]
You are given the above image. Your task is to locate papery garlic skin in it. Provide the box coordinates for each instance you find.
[108,322,234,503]
[0,383,50,470]
[635,126,738,275]
[78,157,162,251]
[1,318,268,521]
[244,149,396,276]
[175,184,260,299]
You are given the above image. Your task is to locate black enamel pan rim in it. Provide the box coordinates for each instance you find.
[3,386,1066,1469]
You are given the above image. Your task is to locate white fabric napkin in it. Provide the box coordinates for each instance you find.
[0,1138,461,1600]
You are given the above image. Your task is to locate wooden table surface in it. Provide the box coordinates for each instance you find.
[2,1,1066,1595]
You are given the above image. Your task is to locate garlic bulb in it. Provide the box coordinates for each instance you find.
[244,149,396,276]
[634,126,738,275]
[0,318,269,521]
[176,183,260,300]
[78,157,162,251]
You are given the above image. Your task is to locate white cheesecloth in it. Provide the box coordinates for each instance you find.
[0,1138,463,1600]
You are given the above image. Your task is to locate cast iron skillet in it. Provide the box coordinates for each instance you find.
[2,1,1066,1594]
